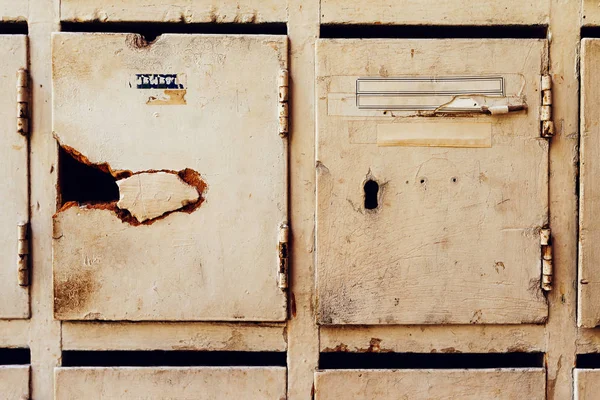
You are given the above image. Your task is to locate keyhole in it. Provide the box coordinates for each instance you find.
[364,180,379,210]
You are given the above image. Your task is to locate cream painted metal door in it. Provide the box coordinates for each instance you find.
[0,365,30,400]
[52,33,288,321]
[316,39,549,325]
[314,369,545,399]
[55,367,286,399]
[320,0,549,25]
[579,38,600,328]
[0,35,29,320]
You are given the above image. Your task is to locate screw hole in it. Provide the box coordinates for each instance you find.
[451,177,458,183]
[364,180,379,210]
[420,178,426,184]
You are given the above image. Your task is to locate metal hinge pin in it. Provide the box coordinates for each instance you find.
[278,223,289,290]
[540,228,552,291]
[540,75,555,138]
[17,223,29,287]
[278,69,289,137]
[16,68,29,136]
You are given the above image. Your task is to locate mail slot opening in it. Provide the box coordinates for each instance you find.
[364,179,379,210]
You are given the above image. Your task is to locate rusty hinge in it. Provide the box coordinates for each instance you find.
[17,68,29,136]
[17,222,29,287]
[540,228,552,292]
[540,75,555,138]
[278,223,289,290]
[278,69,289,137]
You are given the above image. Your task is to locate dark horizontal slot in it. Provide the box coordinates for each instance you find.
[0,22,28,35]
[62,351,286,367]
[320,24,547,39]
[60,22,286,41]
[581,27,600,38]
[319,352,544,370]
[0,348,30,365]
[576,353,600,368]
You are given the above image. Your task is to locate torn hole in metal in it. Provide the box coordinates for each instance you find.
[57,143,206,225]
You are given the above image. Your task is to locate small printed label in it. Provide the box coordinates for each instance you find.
[133,73,186,90]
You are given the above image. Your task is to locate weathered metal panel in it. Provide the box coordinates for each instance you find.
[0,365,30,400]
[0,1,28,21]
[52,33,288,321]
[320,0,549,26]
[316,39,549,325]
[575,369,600,400]
[0,35,29,319]
[55,367,286,399]
[315,369,546,399]
[60,0,286,23]
[579,38,600,328]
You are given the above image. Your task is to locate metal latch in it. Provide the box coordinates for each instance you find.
[540,228,552,292]
[278,223,289,290]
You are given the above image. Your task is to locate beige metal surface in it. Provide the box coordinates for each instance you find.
[320,325,545,353]
[0,1,28,21]
[583,0,600,26]
[55,367,287,399]
[579,38,600,328]
[0,365,30,400]
[316,39,549,325]
[0,35,29,320]
[575,369,600,400]
[61,322,287,351]
[321,0,549,25]
[314,369,546,399]
[60,0,286,23]
[0,0,587,398]
[52,33,288,321]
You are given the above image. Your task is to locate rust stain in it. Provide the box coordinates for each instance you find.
[126,34,153,49]
[322,343,350,353]
[290,292,297,318]
[54,268,98,316]
[147,89,187,105]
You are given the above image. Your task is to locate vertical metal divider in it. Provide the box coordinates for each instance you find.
[286,0,321,398]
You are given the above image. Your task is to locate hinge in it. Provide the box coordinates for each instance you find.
[16,68,29,136]
[540,74,555,138]
[278,69,289,137]
[278,223,289,290]
[540,228,552,292]
[17,222,29,287]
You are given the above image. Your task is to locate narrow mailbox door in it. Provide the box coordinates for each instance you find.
[0,35,29,319]
[580,39,600,327]
[0,366,30,399]
[316,39,549,325]
[52,33,288,321]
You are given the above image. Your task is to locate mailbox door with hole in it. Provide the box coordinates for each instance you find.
[583,0,600,26]
[0,366,30,399]
[316,39,549,325]
[51,33,288,321]
[320,0,549,26]
[579,39,600,328]
[60,0,286,23]
[314,369,545,400]
[0,35,29,319]
[54,367,286,399]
